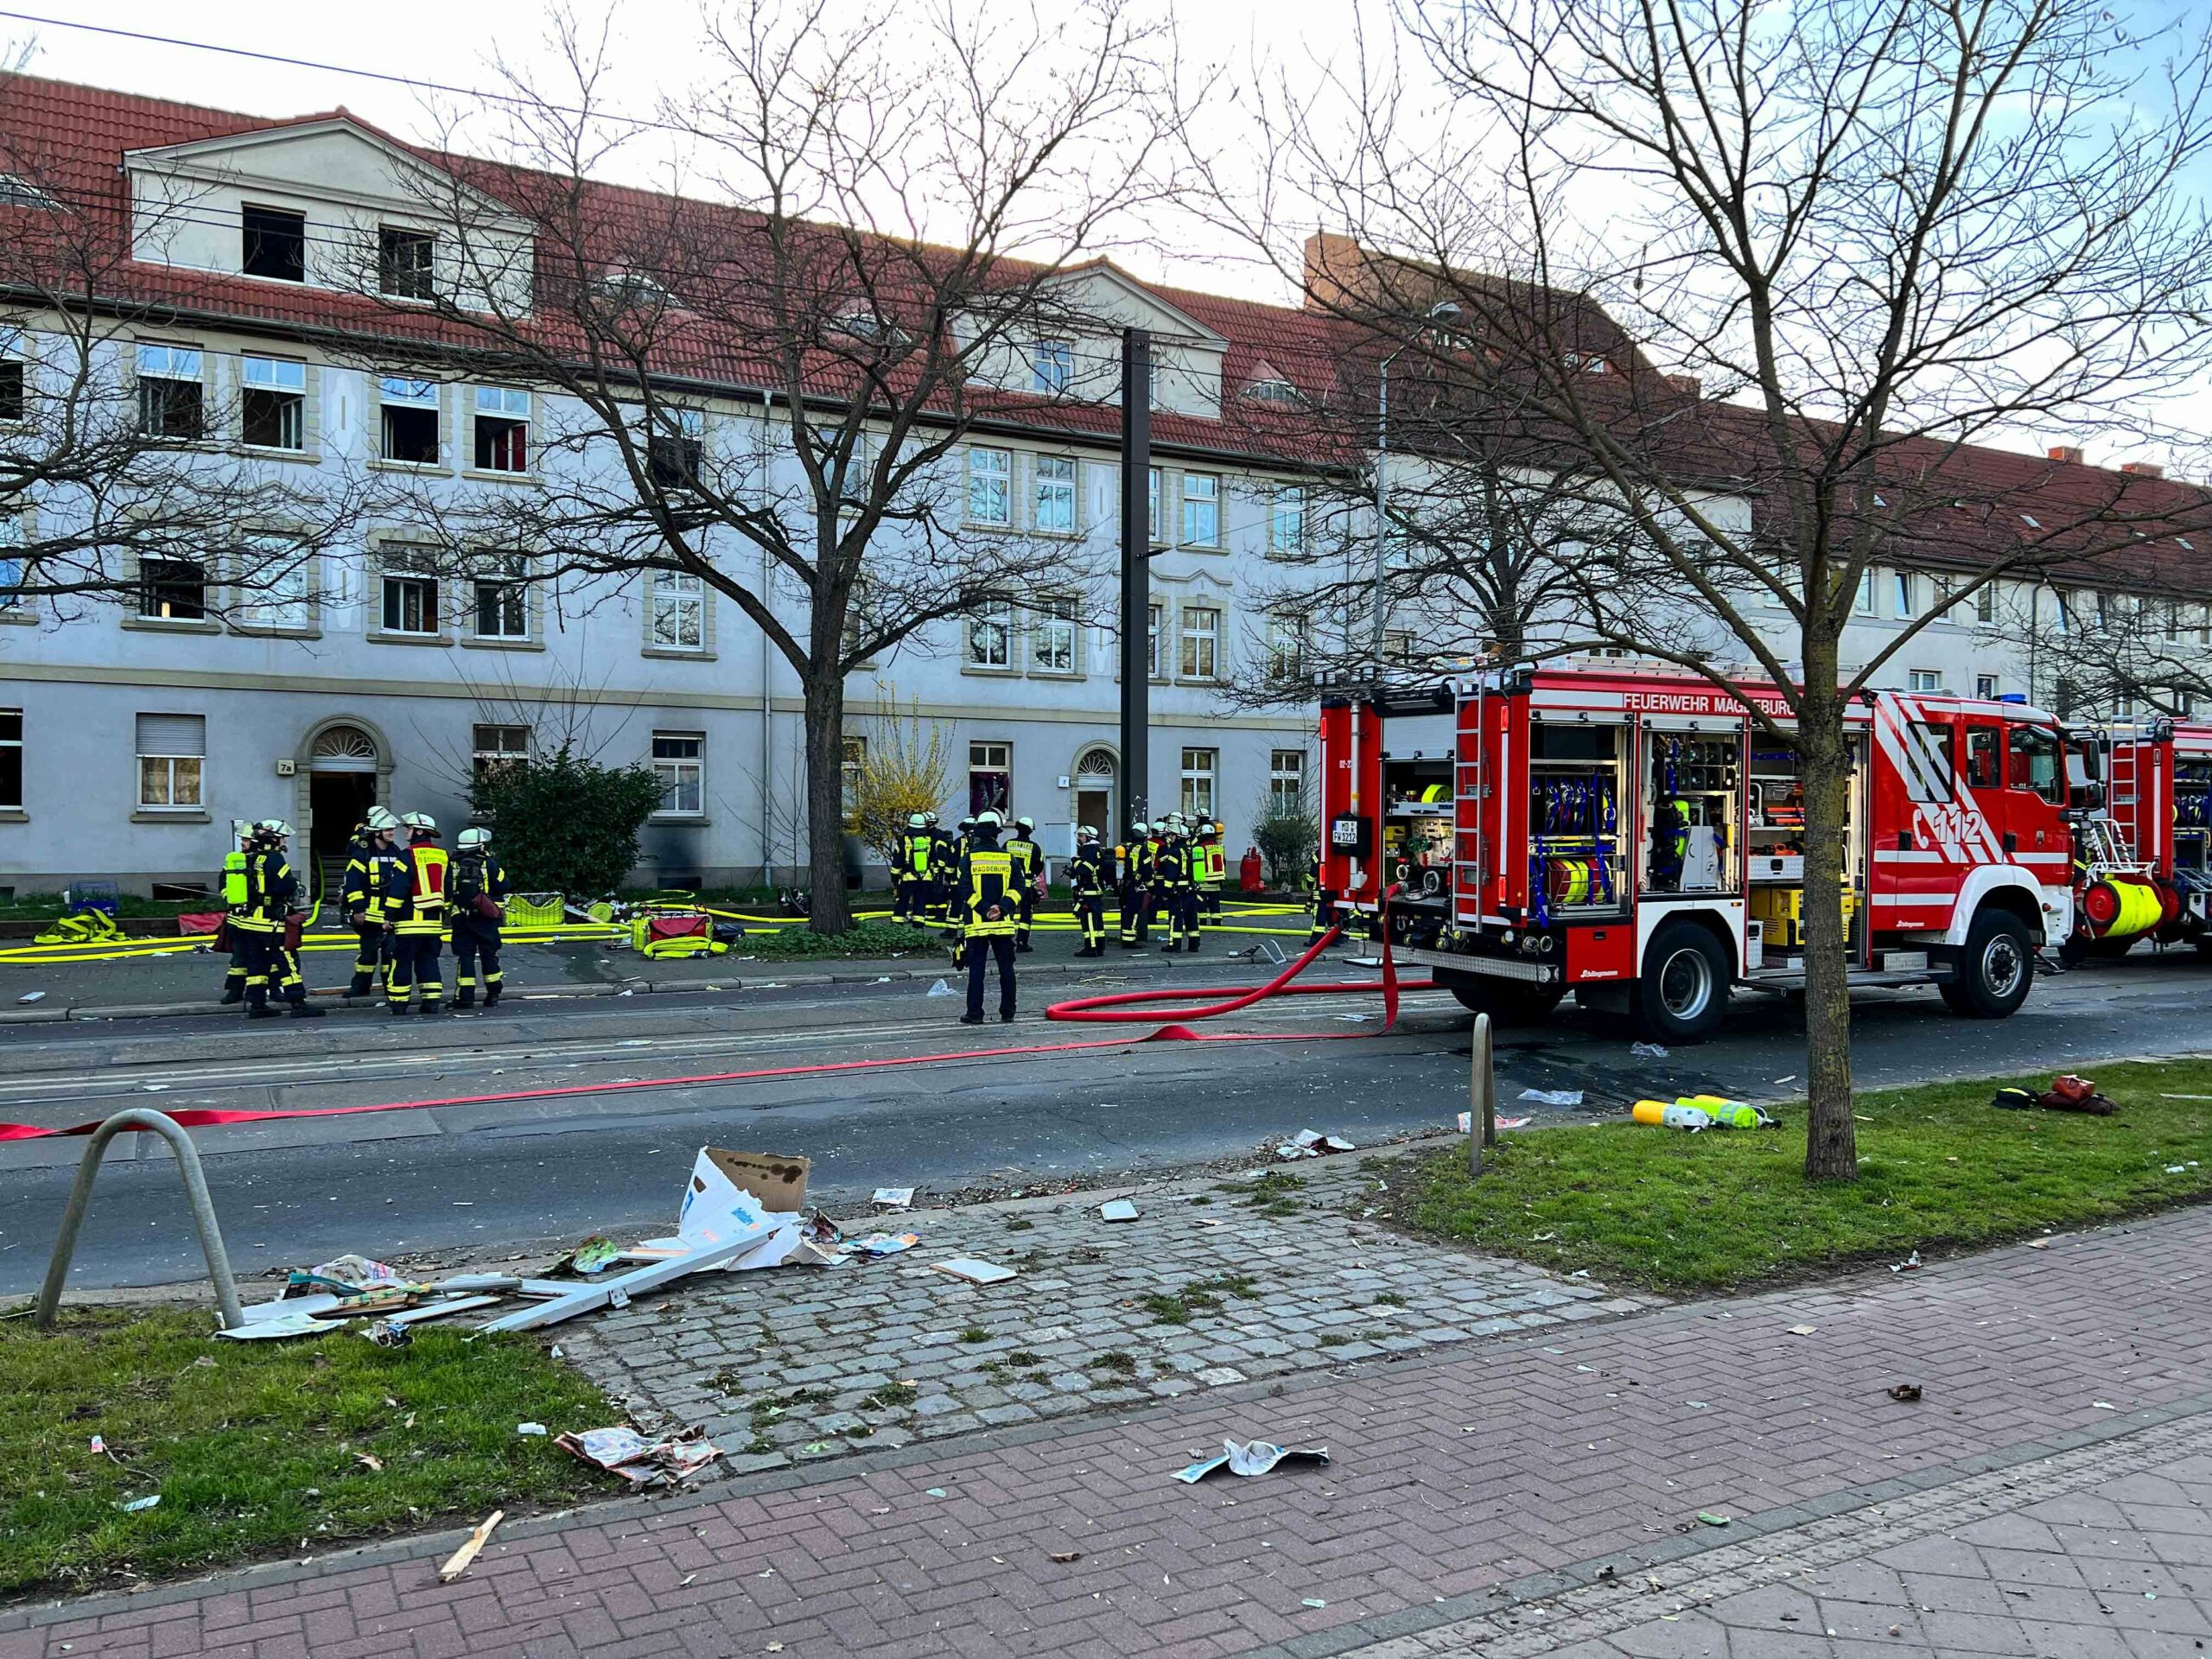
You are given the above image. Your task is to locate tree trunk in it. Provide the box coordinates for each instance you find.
[1796,664,1859,1182]
[802,673,855,934]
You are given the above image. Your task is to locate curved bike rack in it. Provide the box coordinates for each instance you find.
[35,1109,244,1332]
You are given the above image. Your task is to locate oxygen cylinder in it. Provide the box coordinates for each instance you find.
[222,849,249,908]
[1632,1100,1715,1130]
[1678,1095,1780,1129]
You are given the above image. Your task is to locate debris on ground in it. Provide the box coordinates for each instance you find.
[116,1494,160,1513]
[1518,1089,1584,1108]
[841,1231,920,1261]
[1889,1250,1922,1274]
[16,991,46,1004]
[436,1510,503,1582]
[1048,1550,1081,1563]
[926,979,955,996]
[1695,1510,1732,1528]
[1172,1438,1332,1483]
[930,1257,1018,1286]
[555,1427,722,1486]
[1631,1096,1780,1132]
[516,1422,548,1436]
[1099,1199,1140,1223]
[873,1187,917,1209]
[1887,1382,1923,1402]
[1630,1041,1669,1058]
[1276,1129,1356,1160]
[1459,1112,1532,1132]
[1993,1072,2120,1115]
[552,1236,624,1276]
[1786,1325,1817,1337]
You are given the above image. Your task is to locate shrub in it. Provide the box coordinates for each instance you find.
[467,747,665,896]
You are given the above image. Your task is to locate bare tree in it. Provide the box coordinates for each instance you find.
[336,0,1193,931]
[1226,0,2212,1179]
[0,94,374,620]
[1989,585,2212,720]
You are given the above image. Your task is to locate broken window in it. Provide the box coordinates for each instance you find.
[378,376,439,466]
[241,206,306,283]
[240,355,306,450]
[474,386,529,473]
[378,227,435,300]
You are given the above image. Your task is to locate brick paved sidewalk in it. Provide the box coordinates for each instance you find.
[8,1199,2212,1659]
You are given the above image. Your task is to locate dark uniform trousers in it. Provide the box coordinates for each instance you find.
[452,918,502,1006]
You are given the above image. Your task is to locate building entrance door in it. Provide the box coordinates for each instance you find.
[1072,747,1116,845]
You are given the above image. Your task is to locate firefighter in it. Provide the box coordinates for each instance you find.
[1306,848,1339,947]
[944,816,977,964]
[1194,818,1226,936]
[893,812,934,921]
[1069,825,1109,956]
[1148,817,1176,935]
[341,807,402,997]
[448,825,509,1010]
[1118,819,1153,946]
[923,811,950,925]
[1007,815,1042,951]
[237,821,323,1020]
[218,818,257,1004]
[1156,820,1197,952]
[956,810,1018,1024]
[387,811,450,1014]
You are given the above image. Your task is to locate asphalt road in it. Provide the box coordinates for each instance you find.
[4,948,2210,1297]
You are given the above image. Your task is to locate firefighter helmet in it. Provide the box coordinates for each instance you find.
[257,818,293,839]
[907,811,928,829]
[365,806,402,833]
[1015,816,1035,833]
[1078,824,1100,842]
[976,810,1002,830]
[400,811,438,835]
[457,827,492,850]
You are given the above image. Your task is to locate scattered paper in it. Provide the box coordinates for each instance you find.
[437,1510,504,1582]
[1099,1199,1140,1223]
[931,1257,1018,1286]
[556,1427,722,1485]
[117,1494,160,1513]
[873,1187,916,1210]
[1172,1439,1332,1483]
[1517,1089,1583,1107]
[1458,1112,1532,1133]
[16,991,45,1004]
[1630,1042,1669,1058]
[516,1422,548,1436]
[217,1311,327,1341]
[1787,1325,1817,1337]
[841,1231,920,1261]
[1276,1129,1356,1160]
[89,1435,105,1455]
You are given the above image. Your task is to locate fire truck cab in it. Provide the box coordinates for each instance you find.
[2065,720,2212,958]
[1319,664,2077,1043]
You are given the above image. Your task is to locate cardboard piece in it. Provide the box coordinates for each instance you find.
[930,1257,1018,1286]
[683,1147,810,1236]
[1099,1199,1140,1223]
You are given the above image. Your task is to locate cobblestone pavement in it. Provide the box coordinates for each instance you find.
[561,1152,1657,1474]
[1340,1392,2212,1658]
[8,1199,2212,1658]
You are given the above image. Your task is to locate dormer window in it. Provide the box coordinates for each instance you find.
[1032,340,1072,394]
[241,206,305,283]
[1243,377,1300,404]
[379,228,435,300]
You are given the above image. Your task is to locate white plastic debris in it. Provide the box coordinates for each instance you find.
[1172,1439,1332,1483]
[1517,1089,1583,1107]
[16,991,45,1004]
[516,1422,549,1436]
[1630,1042,1669,1058]
[1099,1199,1140,1223]
[873,1187,915,1210]
[926,979,955,997]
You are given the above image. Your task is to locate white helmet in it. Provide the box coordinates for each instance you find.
[257,818,293,839]
[1015,816,1034,833]
[365,806,401,833]
[1078,824,1099,842]
[976,809,1003,830]
[908,811,928,829]
[400,811,439,835]
[457,826,492,850]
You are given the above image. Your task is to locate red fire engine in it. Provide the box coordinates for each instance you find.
[2063,719,2212,959]
[1318,664,2079,1042]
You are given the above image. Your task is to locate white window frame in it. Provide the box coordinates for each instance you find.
[1268,488,1305,556]
[968,597,1014,670]
[1853,568,1876,615]
[1975,674,1999,700]
[1031,595,1077,674]
[969,740,1012,817]
[232,534,312,632]
[378,226,436,300]
[1147,601,1163,679]
[1908,668,1942,693]
[137,344,204,440]
[378,375,441,467]
[0,513,22,611]
[472,722,529,784]
[474,385,531,474]
[1179,604,1221,681]
[1265,611,1305,681]
[135,714,205,811]
[1180,473,1220,547]
[652,731,705,817]
[648,569,706,652]
[137,554,209,622]
[1179,747,1217,821]
[1031,340,1072,395]
[239,354,306,452]
[1891,570,1916,619]
[967,447,1012,528]
[470,555,531,641]
[377,548,441,638]
[1976,584,1996,625]
[1147,467,1163,543]
[1033,454,1077,535]
[1268,747,1306,815]
[0,705,16,809]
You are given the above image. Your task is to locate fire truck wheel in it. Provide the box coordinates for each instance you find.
[1437,973,1565,1025]
[1633,919,1730,1044]
[1940,906,2034,1019]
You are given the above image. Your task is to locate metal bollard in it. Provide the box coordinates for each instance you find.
[35,1109,245,1332]
[1468,1011,1496,1177]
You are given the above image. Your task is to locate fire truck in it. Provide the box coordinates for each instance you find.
[2062,720,2212,959]
[1318,664,2079,1043]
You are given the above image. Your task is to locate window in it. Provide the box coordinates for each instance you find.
[0,515,22,608]
[378,376,439,465]
[137,556,207,621]
[1891,570,1916,619]
[137,345,203,440]
[240,206,305,283]
[1034,455,1076,534]
[647,408,703,489]
[968,598,1013,669]
[1244,377,1299,404]
[1179,747,1217,820]
[1975,673,1999,699]
[1179,605,1220,679]
[2200,604,2212,647]
[234,536,311,631]
[1853,568,1876,614]
[2168,601,2186,641]
[967,446,1011,526]
[1147,467,1162,542]
[239,355,306,450]
[1966,727,2002,790]
[1268,748,1306,815]
[0,359,22,423]
[1909,669,1942,693]
[2055,589,2075,632]
[1180,473,1220,546]
[1032,340,1071,394]
[1265,611,1306,681]
[378,550,440,636]
[378,227,435,300]
[969,741,1011,817]
[841,734,866,828]
[2095,591,2113,628]
[472,556,529,639]
[474,387,530,473]
[135,713,204,810]
[1031,596,1077,672]
[2009,723,2062,804]
[1382,628,1416,665]
[473,723,529,784]
[1268,488,1305,555]
[1147,601,1162,677]
[1976,585,1996,625]
[649,570,705,651]
[0,707,16,808]
[652,732,704,816]
[1901,723,1955,803]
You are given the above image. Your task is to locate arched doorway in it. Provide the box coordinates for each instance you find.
[305,723,381,864]
[1071,746,1116,845]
